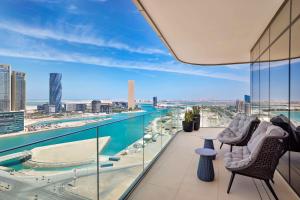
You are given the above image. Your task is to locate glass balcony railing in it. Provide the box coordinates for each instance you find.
[0,107,183,200]
[180,104,238,128]
[200,105,236,128]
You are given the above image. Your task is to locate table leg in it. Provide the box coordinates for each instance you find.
[197,156,214,182]
[204,139,216,160]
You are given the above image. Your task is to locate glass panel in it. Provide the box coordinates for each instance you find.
[269,34,289,118]
[260,28,270,55]
[290,58,300,125]
[292,0,300,21]
[259,51,270,120]
[270,31,290,61]
[270,0,290,43]
[252,42,260,61]
[161,108,179,147]
[251,61,260,115]
[143,111,162,168]
[290,13,300,195]
[270,32,290,181]
[250,63,253,114]
[99,115,144,200]
[290,58,300,196]
[201,104,236,127]
[291,19,300,58]
[0,128,98,199]
[291,151,300,196]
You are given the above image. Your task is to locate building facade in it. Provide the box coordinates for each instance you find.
[0,111,24,134]
[250,0,300,195]
[153,96,157,107]
[49,73,62,113]
[128,80,135,109]
[113,101,128,109]
[92,100,102,113]
[11,71,26,111]
[0,64,11,112]
[235,100,244,113]
[65,103,87,112]
[92,100,112,113]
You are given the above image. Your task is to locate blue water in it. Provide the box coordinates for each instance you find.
[31,115,112,126]
[0,104,169,170]
[272,111,300,123]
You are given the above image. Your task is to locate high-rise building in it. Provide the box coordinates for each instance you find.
[244,95,250,103]
[243,95,251,115]
[92,100,102,113]
[244,103,251,115]
[128,80,135,110]
[0,111,24,134]
[0,64,11,112]
[153,96,158,107]
[91,100,112,113]
[235,99,244,113]
[49,73,62,113]
[11,71,26,111]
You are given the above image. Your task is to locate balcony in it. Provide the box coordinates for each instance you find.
[0,105,299,200]
[128,128,299,200]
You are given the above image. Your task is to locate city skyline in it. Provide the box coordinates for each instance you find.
[0,0,250,101]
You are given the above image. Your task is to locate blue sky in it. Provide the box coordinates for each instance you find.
[0,0,250,101]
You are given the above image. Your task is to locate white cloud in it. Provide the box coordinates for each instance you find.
[0,46,248,82]
[0,20,168,55]
[67,4,78,13]
[90,0,108,2]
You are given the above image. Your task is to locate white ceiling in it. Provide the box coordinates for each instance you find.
[133,0,285,65]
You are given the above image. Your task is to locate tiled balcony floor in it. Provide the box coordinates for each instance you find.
[128,128,299,200]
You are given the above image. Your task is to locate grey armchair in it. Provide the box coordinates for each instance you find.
[217,114,260,151]
[224,121,288,200]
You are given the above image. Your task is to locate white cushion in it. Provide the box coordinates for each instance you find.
[218,114,257,144]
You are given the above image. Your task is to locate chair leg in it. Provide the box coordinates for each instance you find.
[227,172,236,194]
[230,145,233,152]
[264,179,279,200]
[220,143,223,149]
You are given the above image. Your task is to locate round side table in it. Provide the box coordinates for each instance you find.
[200,135,217,160]
[195,148,217,182]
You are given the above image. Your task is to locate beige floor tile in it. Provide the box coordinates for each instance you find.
[128,129,300,200]
[129,182,177,200]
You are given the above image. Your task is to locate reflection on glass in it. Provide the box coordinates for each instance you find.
[290,16,300,194]
[251,62,260,115]
[259,52,270,120]
[290,59,300,126]
[292,0,300,21]
[270,0,290,43]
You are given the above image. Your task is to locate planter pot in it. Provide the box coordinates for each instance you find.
[182,121,194,132]
[193,114,200,131]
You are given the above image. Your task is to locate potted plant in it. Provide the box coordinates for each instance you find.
[192,106,201,130]
[182,111,194,132]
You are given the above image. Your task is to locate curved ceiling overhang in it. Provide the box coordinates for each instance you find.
[133,0,285,65]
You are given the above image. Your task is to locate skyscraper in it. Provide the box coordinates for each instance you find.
[153,96,158,107]
[128,80,135,110]
[244,95,251,115]
[235,99,244,113]
[0,64,11,112]
[244,95,250,103]
[11,71,26,111]
[49,73,62,113]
